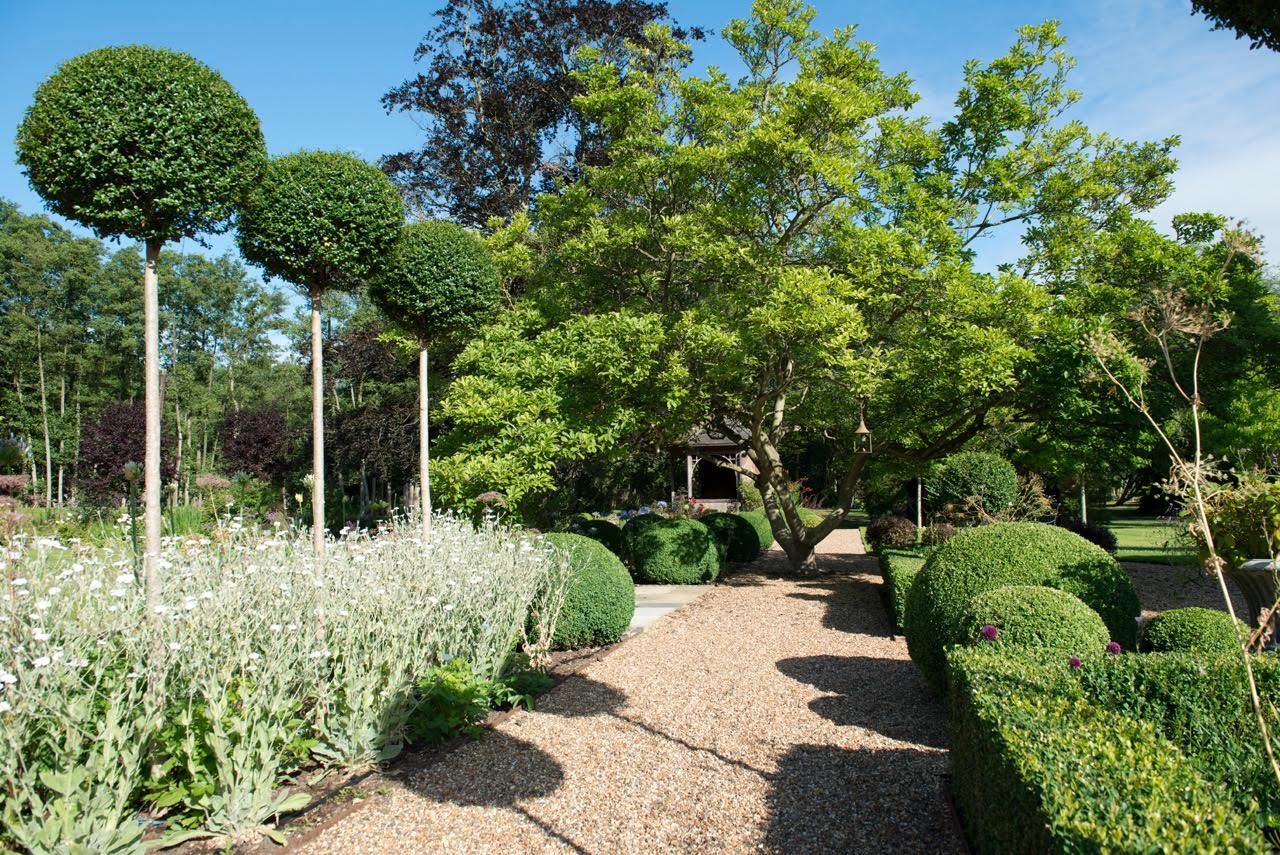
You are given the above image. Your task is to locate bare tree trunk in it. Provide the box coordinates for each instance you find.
[174,401,183,511]
[57,345,67,507]
[419,345,432,541]
[310,289,326,565]
[1079,478,1088,525]
[143,238,163,607]
[35,333,52,508]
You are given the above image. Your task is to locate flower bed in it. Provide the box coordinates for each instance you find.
[0,516,568,850]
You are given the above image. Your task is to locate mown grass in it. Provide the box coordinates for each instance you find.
[1102,505,1196,566]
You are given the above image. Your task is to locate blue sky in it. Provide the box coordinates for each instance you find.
[2,0,1278,270]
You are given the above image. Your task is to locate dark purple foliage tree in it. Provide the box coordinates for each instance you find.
[221,408,296,486]
[78,403,174,504]
[381,0,704,227]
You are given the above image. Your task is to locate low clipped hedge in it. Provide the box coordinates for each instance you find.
[877,547,928,630]
[737,510,774,553]
[568,517,625,557]
[702,512,767,563]
[542,533,635,648]
[904,522,1141,694]
[958,585,1110,655]
[629,518,720,584]
[1140,606,1246,655]
[947,648,1266,853]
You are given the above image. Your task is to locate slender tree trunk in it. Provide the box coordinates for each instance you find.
[420,345,432,541]
[143,238,163,607]
[310,289,326,565]
[174,401,183,511]
[1079,477,1088,525]
[916,476,923,529]
[35,333,52,508]
[57,345,67,507]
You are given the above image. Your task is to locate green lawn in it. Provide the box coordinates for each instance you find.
[1102,506,1196,565]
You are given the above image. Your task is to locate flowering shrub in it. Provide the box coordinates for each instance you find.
[0,514,567,848]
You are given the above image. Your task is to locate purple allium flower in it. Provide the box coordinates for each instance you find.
[980,624,999,641]
[1069,655,1082,670]
[1105,641,1122,656]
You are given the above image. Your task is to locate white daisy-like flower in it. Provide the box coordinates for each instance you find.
[88,579,102,591]
[168,642,182,651]
[0,701,10,713]
[115,573,133,585]
[248,652,261,660]
[270,624,282,632]
[34,600,51,611]
[0,670,17,685]
[308,649,328,659]
[31,629,50,643]
[32,656,51,668]
[109,588,126,598]
[152,605,171,615]
[11,578,27,587]
[443,603,455,612]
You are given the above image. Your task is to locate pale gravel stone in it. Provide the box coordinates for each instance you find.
[298,530,965,855]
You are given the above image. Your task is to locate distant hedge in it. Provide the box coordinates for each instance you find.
[629,518,720,584]
[877,547,928,630]
[702,512,765,563]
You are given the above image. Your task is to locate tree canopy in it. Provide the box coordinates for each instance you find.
[1191,0,1280,51]
[16,45,266,243]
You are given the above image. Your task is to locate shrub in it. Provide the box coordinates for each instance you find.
[737,510,775,554]
[77,402,176,504]
[702,512,764,563]
[629,518,720,584]
[904,522,1141,694]
[541,533,634,648]
[1140,607,1245,655]
[738,479,764,511]
[1059,519,1118,554]
[926,451,1018,519]
[866,514,916,551]
[921,522,956,546]
[569,517,625,557]
[877,547,929,630]
[1200,477,1280,569]
[947,648,1266,854]
[957,585,1110,654]
[621,511,663,564]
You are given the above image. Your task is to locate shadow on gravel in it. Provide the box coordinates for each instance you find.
[404,729,565,807]
[764,743,960,854]
[776,655,946,748]
[786,576,890,636]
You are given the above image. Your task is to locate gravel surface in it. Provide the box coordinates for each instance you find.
[297,530,964,854]
[1125,560,1251,621]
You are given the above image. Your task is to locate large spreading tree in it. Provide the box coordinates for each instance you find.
[436,0,1180,570]
[369,221,501,540]
[16,46,265,599]
[237,151,403,560]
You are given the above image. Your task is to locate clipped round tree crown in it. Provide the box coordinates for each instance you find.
[237,151,403,291]
[16,45,265,241]
[369,220,501,343]
[958,585,1110,654]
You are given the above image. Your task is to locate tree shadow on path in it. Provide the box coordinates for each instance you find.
[777,654,946,748]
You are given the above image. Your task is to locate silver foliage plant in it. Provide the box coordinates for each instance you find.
[0,513,568,850]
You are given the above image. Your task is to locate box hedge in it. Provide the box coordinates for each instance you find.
[568,517,625,557]
[1140,606,1246,655]
[947,648,1267,853]
[876,547,928,630]
[628,518,720,584]
[904,522,1141,694]
[542,533,635,648]
[957,585,1110,655]
[702,511,766,563]
[736,510,774,553]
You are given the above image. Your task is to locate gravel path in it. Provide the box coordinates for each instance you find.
[1125,560,1250,621]
[297,529,963,854]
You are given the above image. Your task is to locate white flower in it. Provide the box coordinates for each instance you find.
[168,642,182,651]
[32,629,50,643]
[469,575,482,585]
[308,649,328,659]
[88,579,102,591]
[286,623,298,632]
[34,600,51,612]
[152,605,171,615]
[66,658,88,669]
[248,652,261,660]
[71,563,84,573]
[109,588,126,598]
[183,598,198,611]
[11,578,27,587]
[199,591,213,600]
[47,587,61,597]
[115,573,133,585]
[0,701,10,713]
[443,603,455,612]
[32,656,51,668]
[0,670,16,685]
[246,663,257,672]
[270,624,282,632]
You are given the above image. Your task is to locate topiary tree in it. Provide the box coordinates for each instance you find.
[568,517,625,557]
[368,221,500,540]
[958,585,1111,654]
[16,45,266,602]
[866,515,918,551]
[541,533,635,648]
[1140,607,1247,655]
[904,522,1141,693]
[237,152,403,560]
[702,511,763,563]
[629,518,720,584]
[926,451,1019,521]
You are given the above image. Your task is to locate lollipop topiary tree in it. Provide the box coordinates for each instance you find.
[368,221,500,540]
[237,151,403,560]
[16,45,266,603]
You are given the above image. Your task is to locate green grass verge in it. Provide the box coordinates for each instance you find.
[1101,506,1195,565]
